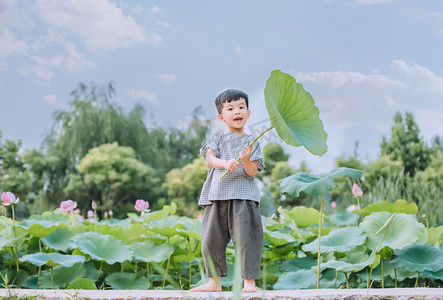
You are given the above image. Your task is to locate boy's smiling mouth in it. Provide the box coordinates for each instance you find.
[234,117,243,121]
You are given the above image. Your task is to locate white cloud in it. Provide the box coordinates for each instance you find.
[35,0,162,51]
[293,60,443,137]
[151,4,160,14]
[156,73,177,83]
[126,89,159,105]
[235,46,242,55]
[156,21,171,28]
[0,30,28,58]
[352,0,399,4]
[43,94,68,108]
[20,41,94,80]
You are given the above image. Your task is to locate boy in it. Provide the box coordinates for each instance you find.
[190,89,264,293]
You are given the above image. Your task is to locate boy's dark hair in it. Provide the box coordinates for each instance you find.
[215,89,249,114]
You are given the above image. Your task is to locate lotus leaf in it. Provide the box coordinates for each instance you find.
[360,199,418,218]
[85,222,145,244]
[264,70,328,156]
[280,167,363,197]
[0,269,28,288]
[74,232,133,264]
[278,206,321,228]
[145,215,184,237]
[0,226,29,248]
[330,211,360,226]
[20,252,85,267]
[302,226,367,254]
[391,243,443,273]
[130,240,173,263]
[320,251,376,273]
[423,269,443,281]
[38,263,86,289]
[0,235,8,250]
[360,212,427,251]
[41,228,75,252]
[264,228,296,246]
[105,272,150,290]
[320,269,346,289]
[273,269,317,290]
[146,203,177,221]
[357,259,418,282]
[279,257,317,272]
[427,226,443,246]
[67,278,97,290]
[19,215,69,238]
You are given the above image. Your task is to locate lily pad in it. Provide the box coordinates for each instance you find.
[302,226,367,254]
[360,212,427,251]
[19,213,69,238]
[105,272,150,290]
[428,226,443,246]
[19,252,85,267]
[145,215,184,237]
[391,243,443,273]
[264,69,328,156]
[273,269,317,290]
[279,257,317,272]
[74,232,133,264]
[280,167,363,197]
[130,240,174,263]
[41,228,75,252]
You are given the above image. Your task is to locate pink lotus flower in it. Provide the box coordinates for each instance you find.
[346,204,359,212]
[87,210,94,218]
[197,214,204,220]
[2,192,19,206]
[352,183,363,198]
[134,199,150,212]
[108,210,113,217]
[92,200,97,210]
[78,215,85,222]
[104,211,109,219]
[331,201,336,208]
[60,200,77,213]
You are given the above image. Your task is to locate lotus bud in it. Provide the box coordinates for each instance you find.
[92,200,97,210]
[87,210,94,218]
[352,183,363,198]
[104,211,109,219]
[331,201,336,208]
[109,210,113,217]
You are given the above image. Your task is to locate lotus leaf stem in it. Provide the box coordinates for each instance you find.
[162,257,171,288]
[345,272,349,289]
[381,258,384,288]
[95,261,103,282]
[220,126,274,180]
[394,268,397,288]
[51,267,54,289]
[316,194,324,289]
[334,271,338,289]
[415,272,420,288]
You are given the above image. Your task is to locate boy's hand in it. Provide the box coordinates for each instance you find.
[224,159,241,171]
[239,146,252,162]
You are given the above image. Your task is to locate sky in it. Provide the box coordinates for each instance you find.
[1,0,443,173]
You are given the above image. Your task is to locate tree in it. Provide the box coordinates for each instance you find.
[75,142,160,218]
[380,112,432,177]
[261,143,290,177]
[162,157,209,217]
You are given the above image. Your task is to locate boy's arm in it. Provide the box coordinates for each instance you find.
[239,146,258,177]
[206,148,241,171]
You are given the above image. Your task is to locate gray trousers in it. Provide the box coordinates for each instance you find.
[201,199,263,279]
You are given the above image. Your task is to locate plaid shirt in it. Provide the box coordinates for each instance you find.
[198,130,264,206]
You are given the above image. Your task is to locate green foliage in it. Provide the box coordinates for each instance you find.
[264,70,328,156]
[76,142,160,216]
[261,143,289,177]
[391,243,443,273]
[162,158,208,217]
[381,112,432,176]
[105,272,150,290]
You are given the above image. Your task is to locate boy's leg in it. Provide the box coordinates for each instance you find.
[229,200,263,292]
[192,201,230,292]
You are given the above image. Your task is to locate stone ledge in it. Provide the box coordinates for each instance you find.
[1,288,443,300]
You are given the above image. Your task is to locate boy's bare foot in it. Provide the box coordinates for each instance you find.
[190,278,221,292]
[242,279,259,293]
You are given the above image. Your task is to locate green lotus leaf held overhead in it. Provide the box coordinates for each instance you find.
[265,70,328,156]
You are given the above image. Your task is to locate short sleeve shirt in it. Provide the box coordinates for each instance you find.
[198,130,264,206]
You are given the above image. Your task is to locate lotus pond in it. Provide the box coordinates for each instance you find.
[1,200,443,291]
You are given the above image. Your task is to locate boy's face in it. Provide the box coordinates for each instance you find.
[218,98,250,132]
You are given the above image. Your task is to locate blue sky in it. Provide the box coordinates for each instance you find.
[1,0,443,172]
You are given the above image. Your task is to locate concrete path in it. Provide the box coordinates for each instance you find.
[1,288,443,299]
